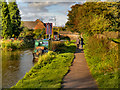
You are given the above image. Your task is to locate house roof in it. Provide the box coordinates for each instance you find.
[22,19,45,29]
[34,20,45,29]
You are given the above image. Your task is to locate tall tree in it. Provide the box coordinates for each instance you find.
[2,2,12,39]
[8,1,21,37]
[65,4,81,32]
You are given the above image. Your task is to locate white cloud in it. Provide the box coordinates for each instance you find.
[18,2,82,26]
[28,2,58,7]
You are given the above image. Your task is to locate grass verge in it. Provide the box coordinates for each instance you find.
[11,42,76,88]
[83,34,119,88]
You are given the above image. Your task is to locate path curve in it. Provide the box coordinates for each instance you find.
[61,48,98,89]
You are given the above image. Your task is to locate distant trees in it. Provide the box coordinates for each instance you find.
[66,2,120,34]
[2,1,21,39]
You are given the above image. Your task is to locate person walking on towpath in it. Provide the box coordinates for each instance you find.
[80,33,84,48]
[76,38,80,49]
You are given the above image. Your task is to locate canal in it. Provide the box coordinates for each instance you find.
[2,49,35,88]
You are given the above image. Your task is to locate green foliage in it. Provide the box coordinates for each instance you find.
[65,4,81,32]
[49,41,65,51]
[19,27,34,38]
[70,40,76,43]
[57,27,66,31]
[1,1,21,39]
[89,15,111,34]
[60,36,70,41]
[53,27,59,32]
[2,2,12,39]
[2,39,34,50]
[8,2,21,37]
[66,2,120,34]
[83,34,119,88]
[11,43,76,88]
[2,40,23,50]
[22,37,34,48]
[56,42,76,53]
[0,1,2,36]
[33,28,46,39]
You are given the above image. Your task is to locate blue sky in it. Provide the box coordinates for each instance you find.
[16,1,84,26]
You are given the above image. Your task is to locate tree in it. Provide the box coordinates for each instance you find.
[33,29,46,39]
[0,1,2,36]
[2,2,12,39]
[8,1,21,37]
[65,4,81,32]
[66,2,120,34]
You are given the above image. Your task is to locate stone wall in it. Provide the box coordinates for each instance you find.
[59,31,80,40]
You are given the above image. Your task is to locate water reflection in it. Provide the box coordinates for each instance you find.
[2,49,34,88]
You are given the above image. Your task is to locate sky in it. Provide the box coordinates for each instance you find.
[6,0,115,26]
[15,1,85,26]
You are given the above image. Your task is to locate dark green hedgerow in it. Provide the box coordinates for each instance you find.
[12,42,76,88]
[83,34,119,88]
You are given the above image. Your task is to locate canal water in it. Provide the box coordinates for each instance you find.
[2,49,34,88]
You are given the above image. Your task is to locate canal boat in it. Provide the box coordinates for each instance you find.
[33,39,50,59]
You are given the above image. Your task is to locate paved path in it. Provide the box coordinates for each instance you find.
[61,48,98,89]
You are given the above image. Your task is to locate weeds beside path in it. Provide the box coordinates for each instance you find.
[62,48,98,88]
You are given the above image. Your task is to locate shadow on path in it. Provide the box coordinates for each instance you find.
[75,48,84,53]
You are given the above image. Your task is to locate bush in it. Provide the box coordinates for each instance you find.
[70,40,76,43]
[2,40,19,50]
[60,36,70,41]
[56,41,76,53]
[48,41,65,51]
[1,39,34,50]
[19,27,34,38]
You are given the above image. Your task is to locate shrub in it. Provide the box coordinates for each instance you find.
[1,39,34,50]
[60,36,70,41]
[70,40,76,43]
[50,41,65,51]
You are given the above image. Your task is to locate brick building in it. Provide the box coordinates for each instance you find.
[22,19,45,30]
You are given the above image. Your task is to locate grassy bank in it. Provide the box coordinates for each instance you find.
[83,34,119,88]
[12,42,76,88]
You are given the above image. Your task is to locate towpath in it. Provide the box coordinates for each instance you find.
[62,48,98,89]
